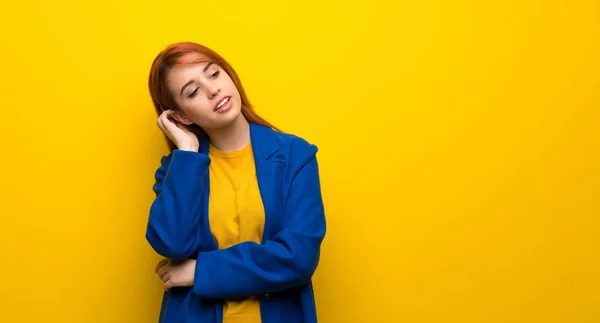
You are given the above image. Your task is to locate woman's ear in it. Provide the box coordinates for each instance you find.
[170,110,194,125]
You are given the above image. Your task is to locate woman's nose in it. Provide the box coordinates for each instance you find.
[209,87,221,99]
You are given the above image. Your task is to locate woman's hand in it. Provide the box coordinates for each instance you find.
[156,110,199,151]
[156,258,196,291]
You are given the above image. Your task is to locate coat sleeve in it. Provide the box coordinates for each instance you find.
[145,149,211,260]
[192,143,326,299]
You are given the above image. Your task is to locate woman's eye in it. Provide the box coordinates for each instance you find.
[188,88,199,98]
[211,71,220,79]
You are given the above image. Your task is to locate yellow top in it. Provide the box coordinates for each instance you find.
[208,142,264,323]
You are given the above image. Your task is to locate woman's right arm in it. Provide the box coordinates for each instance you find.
[146,149,210,260]
[147,110,205,259]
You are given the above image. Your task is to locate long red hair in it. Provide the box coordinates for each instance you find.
[148,42,279,152]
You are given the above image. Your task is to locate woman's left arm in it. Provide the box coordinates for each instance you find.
[192,145,326,299]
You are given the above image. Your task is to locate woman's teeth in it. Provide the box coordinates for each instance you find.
[216,97,230,110]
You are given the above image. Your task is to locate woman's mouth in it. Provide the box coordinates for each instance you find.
[214,96,232,112]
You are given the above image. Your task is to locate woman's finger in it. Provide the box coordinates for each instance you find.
[157,110,168,125]
[164,279,173,291]
[157,265,170,280]
[158,110,174,127]
[156,258,169,273]
[161,112,181,135]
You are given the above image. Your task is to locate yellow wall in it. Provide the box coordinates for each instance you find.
[1,1,598,322]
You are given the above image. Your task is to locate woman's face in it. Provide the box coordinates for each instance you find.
[166,61,242,130]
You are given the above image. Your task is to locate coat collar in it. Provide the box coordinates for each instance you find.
[198,122,280,162]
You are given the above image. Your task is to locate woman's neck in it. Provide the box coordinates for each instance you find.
[205,114,250,152]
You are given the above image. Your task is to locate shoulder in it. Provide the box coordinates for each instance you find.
[259,125,318,163]
[258,126,323,190]
[156,148,209,174]
[276,131,318,155]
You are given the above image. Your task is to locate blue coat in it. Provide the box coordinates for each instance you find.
[146,123,327,323]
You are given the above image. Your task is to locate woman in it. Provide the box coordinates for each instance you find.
[145,41,326,323]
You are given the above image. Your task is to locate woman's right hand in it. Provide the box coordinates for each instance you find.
[156,110,199,152]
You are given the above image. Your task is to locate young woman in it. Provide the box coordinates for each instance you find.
[145,42,326,323]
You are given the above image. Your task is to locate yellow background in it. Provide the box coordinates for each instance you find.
[1,0,599,322]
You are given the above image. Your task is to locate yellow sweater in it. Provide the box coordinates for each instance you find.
[208,143,264,323]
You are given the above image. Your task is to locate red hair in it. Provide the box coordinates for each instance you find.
[148,42,279,152]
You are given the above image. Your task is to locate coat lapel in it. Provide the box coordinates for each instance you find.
[198,138,217,251]
[249,123,285,242]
